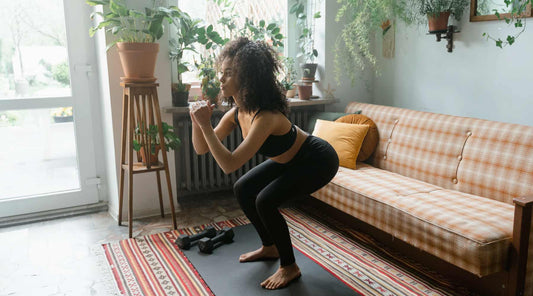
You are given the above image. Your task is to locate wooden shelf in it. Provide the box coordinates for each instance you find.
[118,83,177,238]
[122,162,165,174]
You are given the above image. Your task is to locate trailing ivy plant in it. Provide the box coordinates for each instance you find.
[483,0,531,48]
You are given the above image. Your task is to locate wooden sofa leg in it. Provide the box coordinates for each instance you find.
[509,196,533,296]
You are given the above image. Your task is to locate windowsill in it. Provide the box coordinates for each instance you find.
[162,97,337,114]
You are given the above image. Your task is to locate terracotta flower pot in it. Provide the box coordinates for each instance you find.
[297,84,312,100]
[116,42,159,81]
[286,88,296,98]
[140,145,160,165]
[427,11,450,33]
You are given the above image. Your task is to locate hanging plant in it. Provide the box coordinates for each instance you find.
[334,0,403,84]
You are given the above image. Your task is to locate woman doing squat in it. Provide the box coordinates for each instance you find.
[189,37,339,290]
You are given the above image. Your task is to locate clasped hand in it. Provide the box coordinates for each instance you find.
[190,100,215,129]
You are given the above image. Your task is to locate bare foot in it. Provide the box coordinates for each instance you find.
[260,263,301,290]
[239,245,279,262]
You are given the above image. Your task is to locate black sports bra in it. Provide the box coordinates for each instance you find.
[234,107,297,157]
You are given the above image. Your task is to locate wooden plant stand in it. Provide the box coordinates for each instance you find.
[118,82,177,238]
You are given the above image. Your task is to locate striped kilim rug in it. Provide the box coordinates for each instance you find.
[101,207,470,296]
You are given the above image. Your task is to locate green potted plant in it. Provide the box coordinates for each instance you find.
[169,9,227,107]
[289,0,321,80]
[133,122,181,165]
[334,0,400,83]
[196,54,221,107]
[281,56,297,98]
[406,0,469,33]
[86,0,179,80]
[51,107,73,123]
[169,10,202,107]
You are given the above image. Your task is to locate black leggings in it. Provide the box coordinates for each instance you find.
[233,135,339,266]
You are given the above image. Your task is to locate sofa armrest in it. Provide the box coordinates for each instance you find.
[514,196,533,207]
[509,195,533,296]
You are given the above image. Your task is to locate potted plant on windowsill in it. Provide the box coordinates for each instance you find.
[290,0,321,81]
[133,121,180,166]
[170,18,226,107]
[281,56,297,98]
[196,54,221,107]
[51,107,73,123]
[169,10,201,107]
[86,0,179,82]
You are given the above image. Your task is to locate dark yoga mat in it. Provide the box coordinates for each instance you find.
[180,224,360,296]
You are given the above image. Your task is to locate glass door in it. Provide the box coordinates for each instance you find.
[0,0,99,217]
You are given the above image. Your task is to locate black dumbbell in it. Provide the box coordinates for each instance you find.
[175,226,217,250]
[198,227,234,254]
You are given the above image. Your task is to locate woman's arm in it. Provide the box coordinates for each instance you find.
[192,106,273,174]
[191,106,237,155]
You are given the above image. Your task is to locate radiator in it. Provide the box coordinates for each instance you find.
[173,107,317,200]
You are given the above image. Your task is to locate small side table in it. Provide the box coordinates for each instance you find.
[118,82,177,238]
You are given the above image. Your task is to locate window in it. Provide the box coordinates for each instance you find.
[176,0,288,85]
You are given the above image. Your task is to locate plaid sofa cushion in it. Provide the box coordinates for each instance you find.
[312,163,513,276]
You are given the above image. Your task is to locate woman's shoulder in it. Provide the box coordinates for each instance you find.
[253,109,288,124]
[220,106,239,125]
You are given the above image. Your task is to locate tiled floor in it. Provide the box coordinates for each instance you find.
[0,192,243,296]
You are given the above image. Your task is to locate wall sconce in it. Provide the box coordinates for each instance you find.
[428,25,460,52]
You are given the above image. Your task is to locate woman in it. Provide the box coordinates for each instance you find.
[190,37,339,290]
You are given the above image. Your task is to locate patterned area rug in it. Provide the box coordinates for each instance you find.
[101,207,471,296]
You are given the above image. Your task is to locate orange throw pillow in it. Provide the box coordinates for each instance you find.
[336,114,378,162]
[312,119,369,169]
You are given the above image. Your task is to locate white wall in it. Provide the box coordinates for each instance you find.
[373,11,533,126]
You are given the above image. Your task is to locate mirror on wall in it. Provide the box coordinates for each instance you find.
[470,0,532,21]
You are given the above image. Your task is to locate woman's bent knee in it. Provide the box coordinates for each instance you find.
[233,177,256,202]
[255,192,278,215]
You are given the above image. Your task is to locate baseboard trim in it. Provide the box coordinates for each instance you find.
[0,201,109,228]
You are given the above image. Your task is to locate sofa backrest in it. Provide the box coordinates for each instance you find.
[346,102,533,205]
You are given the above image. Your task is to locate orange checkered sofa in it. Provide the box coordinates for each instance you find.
[311,102,533,295]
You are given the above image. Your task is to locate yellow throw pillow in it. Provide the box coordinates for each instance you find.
[335,114,378,162]
[312,119,369,169]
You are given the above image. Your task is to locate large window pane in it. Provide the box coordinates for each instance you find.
[178,0,288,84]
[0,0,71,99]
[0,108,79,199]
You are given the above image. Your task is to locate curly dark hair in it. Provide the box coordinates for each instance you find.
[216,37,288,115]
